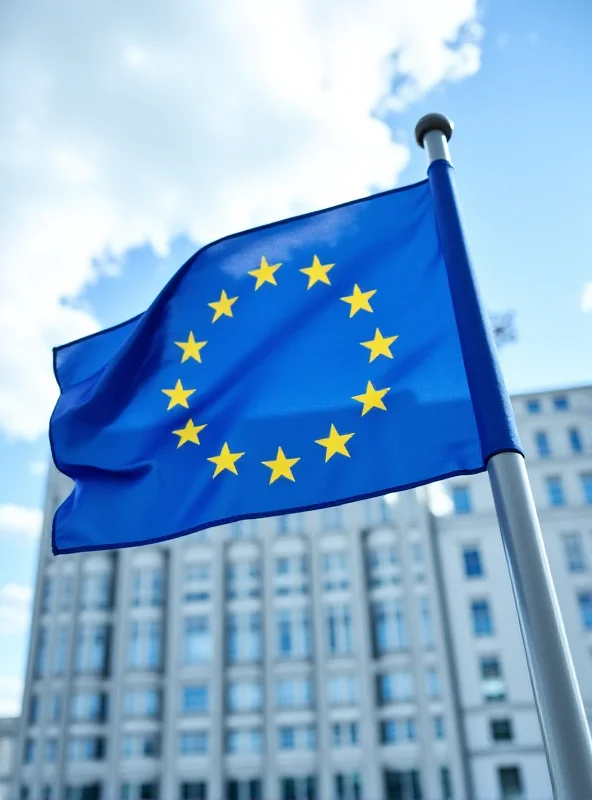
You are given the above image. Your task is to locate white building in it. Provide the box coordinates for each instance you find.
[10,385,592,800]
[0,718,19,800]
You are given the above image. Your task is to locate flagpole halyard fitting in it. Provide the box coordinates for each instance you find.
[416,113,592,800]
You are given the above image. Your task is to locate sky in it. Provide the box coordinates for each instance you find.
[0,0,591,715]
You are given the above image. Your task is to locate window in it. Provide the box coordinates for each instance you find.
[277,514,303,535]
[433,715,445,740]
[480,656,506,702]
[225,780,262,800]
[64,787,102,800]
[546,476,565,507]
[554,396,569,411]
[581,474,592,505]
[70,692,107,722]
[334,773,362,800]
[418,596,435,648]
[328,674,358,706]
[279,725,316,750]
[367,543,400,588]
[35,628,48,677]
[471,600,494,637]
[80,572,112,609]
[326,604,353,655]
[452,486,471,514]
[280,776,316,800]
[440,767,452,800]
[182,685,209,714]
[275,608,311,659]
[183,616,212,663]
[184,562,211,603]
[321,506,343,530]
[331,722,358,748]
[276,678,313,709]
[526,399,540,414]
[462,546,483,577]
[121,733,160,758]
[42,787,53,800]
[498,766,523,799]
[322,551,350,591]
[231,519,258,539]
[41,577,52,613]
[23,738,36,764]
[120,783,159,800]
[275,556,308,596]
[123,689,160,718]
[49,693,62,722]
[276,558,290,575]
[491,718,513,742]
[563,533,586,573]
[67,736,105,761]
[29,694,39,724]
[53,624,69,675]
[227,681,262,713]
[127,620,161,670]
[59,576,74,610]
[380,718,416,744]
[535,431,550,458]
[131,568,164,607]
[227,612,262,663]
[426,667,441,699]
[74,623,109,674]
[569,428,583,453]
[578,592,592,630]
[226,728,263,754]
[179,731,208,755]
[226,560,261,600]
[384,770,422,800]
[180,784,207,800]
[372,599,407,654]
[377,671,414,704]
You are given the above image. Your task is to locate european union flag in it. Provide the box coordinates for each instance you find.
[51,176,520,554]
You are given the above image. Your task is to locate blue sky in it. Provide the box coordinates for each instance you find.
[0,0,590,713]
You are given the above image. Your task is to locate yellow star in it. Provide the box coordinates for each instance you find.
[352,381,390,416]
[162,379,196,410]
[300,255,335,289]
[172,419,207,448]
[207,442,245,477]
[315,424,355,462]
[262,447,301,484]
[248,256,282,290]
[360,328,399,362]
[340,284,377,317]
[174,331,207,363]
[208,289,238,322]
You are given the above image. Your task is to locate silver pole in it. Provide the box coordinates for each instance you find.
[416,113,592,799]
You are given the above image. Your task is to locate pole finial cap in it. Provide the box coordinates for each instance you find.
[415,113,454,148]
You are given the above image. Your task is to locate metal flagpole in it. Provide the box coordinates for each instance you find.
[415,113,592,799]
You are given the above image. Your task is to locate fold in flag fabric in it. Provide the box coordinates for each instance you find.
[50,178,521,554]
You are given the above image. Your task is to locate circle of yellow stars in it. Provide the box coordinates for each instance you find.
[161,254,399,481]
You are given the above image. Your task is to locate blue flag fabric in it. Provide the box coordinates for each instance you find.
[51,178,521,554]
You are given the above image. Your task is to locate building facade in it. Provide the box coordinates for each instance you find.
[0,718,19,800]
[11,385,592,800]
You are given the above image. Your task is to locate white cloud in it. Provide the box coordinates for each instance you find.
[0,673,23,716]
[0,0,483,441]
[582,282,592,312]
[0,583,33,635]
[0,504,43,539]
